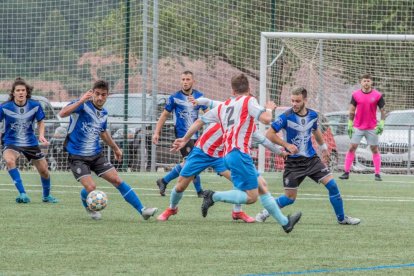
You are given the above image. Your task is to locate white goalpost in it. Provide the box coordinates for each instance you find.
[258,32,414,173]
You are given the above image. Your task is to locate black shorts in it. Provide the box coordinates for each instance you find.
[283,155,331,188]
[3,145,45,161]
[180,139,196,158]
[69,152,114,181]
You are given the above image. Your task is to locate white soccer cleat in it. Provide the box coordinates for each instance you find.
[338,215,360,225]
[255,209,270,222]
[86,209,102,220]
[142,207,158,220]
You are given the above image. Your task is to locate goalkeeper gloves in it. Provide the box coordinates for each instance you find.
[376,120,385,135]
[347,120,354,139]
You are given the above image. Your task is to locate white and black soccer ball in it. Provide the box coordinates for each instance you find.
[86,190,108,211]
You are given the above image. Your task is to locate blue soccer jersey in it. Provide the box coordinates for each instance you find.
[271,108,319,158]
[0,99,45,147]
[65,100,108,156]
[164,89,207,139]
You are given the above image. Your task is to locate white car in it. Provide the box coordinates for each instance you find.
[356,109,414,173]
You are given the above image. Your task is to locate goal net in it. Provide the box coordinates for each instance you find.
[258,32,414,174]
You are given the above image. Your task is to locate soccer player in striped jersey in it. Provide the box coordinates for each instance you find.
[59,80,157,220]
[194,74,301,233]
[0,77,58,204]
[339,73,386,181]
[255,87,360,225]
[152,71,207,197]
[157,103,286,223]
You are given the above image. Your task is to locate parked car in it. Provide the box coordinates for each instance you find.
[252,107,338,172]
[48,93,180,171]
[0,94,61,170]
[356,109,414,173]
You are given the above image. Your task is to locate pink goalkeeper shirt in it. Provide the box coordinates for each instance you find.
[351,89,385,130]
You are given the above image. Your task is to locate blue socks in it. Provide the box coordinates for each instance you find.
[192,174,203,193]
[8,168,25,194]
[260,192,288,226]
[276,195,295,208]
[163,164,182,184]
[170,187,184,208]
[212,190,247,204]
[80,188,89,208]
[41,177,51,198]
[117,182,144,214]
[325,179,345,221]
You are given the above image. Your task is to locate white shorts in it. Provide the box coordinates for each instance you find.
[351,128,378,145]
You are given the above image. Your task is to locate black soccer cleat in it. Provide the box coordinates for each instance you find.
[374,174,382,181]
[201,190,215,217]
[339,172,349,180]
[156,178,167,196]
[197,190,204,198]
[282,211,302,233]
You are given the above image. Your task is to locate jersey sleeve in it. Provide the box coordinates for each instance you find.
[164,95,175,113]
[0,106,4,121]
[313,114,319,131]
[377,95,385,109]
[201,105,220,124]
[350,95,357,107]
[271,114,287,132]
[35,103,46,121]
[67,99,85,114]
[247,97,265,120]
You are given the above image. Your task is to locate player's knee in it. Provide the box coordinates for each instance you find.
[86,183,97,192]
[246,194,258,204]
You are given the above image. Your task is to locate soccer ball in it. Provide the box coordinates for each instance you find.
[86,190,108,211]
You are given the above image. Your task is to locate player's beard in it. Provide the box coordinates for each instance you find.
[293,102,305,114]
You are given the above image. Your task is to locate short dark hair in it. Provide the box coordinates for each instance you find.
[231,74,249,94]
[359,73,372,80]
[291,87,307,98]
[182,70,193,76]
[93,80,109,91]
[9,77,33,101]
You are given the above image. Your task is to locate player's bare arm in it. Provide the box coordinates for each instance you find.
[313,129,329,163]
[348,104,356,121]
[37,120,49,145]
[171,118,205,152]
[59,90,94,118]
[101,131,123,161]
[152,109,171,145]
[265,127,299,154]
[258,101,276,125]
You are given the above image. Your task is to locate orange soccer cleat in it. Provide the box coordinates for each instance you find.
[232,211,255,223]
[157,207,178,221]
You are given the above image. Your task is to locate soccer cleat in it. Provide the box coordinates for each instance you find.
[338,215,361,225]
[42,195,59,203]
[157,207,178,221]
[16,193,31,204]
[339,172,349,180]
[142,207,158,220]
[86,209,102,220]
[282,211,302,233]
[232,211,255,223]
[156,178,167,196]
[255,209,270,223]
[201,190,215,217]
[197,190,204,198]
[374,174,382,181]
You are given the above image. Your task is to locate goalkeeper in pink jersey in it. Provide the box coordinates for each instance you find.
[339,73,386,181]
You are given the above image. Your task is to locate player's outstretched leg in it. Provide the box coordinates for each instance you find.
[256,195,295,222]
[117,181,158,220]
[157,186,183,221]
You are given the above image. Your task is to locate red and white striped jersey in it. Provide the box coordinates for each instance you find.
[195,122,224,158]
[202,95,264,155]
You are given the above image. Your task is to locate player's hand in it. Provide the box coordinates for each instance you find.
[285,144,298,154]
[265,101,276,111]
[375,120,385,135]
[80,89,94,103]
[279,151,290,159]
[170,138,188,152]
[152,133,159,145]
[114,148,123,162]
[347,120,354,139]
[188,95,198,106]
[38,136,49,146]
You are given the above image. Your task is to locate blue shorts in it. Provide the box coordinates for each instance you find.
[180,147,227,177]
[224,149,258,191]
